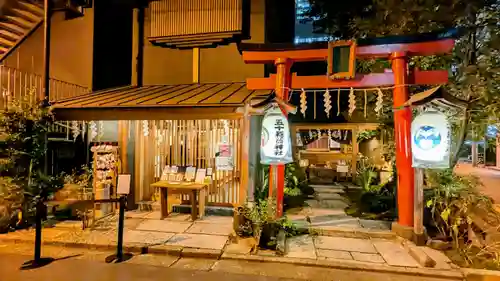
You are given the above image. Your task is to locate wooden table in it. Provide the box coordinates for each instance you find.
[151,181,208,221]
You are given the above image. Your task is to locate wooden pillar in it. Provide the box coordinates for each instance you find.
[193,48,200,83]
[273,57,292,217]
[239,112,250,205]
[118,121,129,173]
[391,52,414,228]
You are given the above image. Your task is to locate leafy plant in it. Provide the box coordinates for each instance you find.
[355,155,381,192]
[357,130,379,142]
[237,199,303,251]
[425,169,493,247]
[0,94,61,225]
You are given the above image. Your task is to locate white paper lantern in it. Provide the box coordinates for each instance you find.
[260,105,293,165]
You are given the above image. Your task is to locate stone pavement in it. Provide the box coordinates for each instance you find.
[0,211,233,256]
[287,184,392,232]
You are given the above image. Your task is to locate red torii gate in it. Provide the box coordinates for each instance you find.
[240,37,455,231]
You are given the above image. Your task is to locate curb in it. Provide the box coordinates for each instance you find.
[401,240,436,268]
[309,227,397,240]
[220,253,464,280]
[0,237,222,259]
[462,268,500,281]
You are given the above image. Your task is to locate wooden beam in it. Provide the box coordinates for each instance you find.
[247,70,449,90]
[242,39,455,63]
[53,107,244,121]
[292,123,380,131]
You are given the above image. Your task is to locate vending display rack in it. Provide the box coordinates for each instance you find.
[91,142,120,224]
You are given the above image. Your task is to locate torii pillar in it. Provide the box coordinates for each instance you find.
[239,36,455,233]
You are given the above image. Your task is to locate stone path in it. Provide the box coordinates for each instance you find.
[0,211,233,254]
[287,184,392,231]
[285,235,422,268]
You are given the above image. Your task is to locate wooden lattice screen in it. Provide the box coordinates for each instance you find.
[134,119,242,206]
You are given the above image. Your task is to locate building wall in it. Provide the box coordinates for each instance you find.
[141,0,265,85]
[3,9,94,89]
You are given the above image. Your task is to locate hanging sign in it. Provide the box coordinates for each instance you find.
[216,143,234,170]
[411,111,451,169]
[260,105,293,165]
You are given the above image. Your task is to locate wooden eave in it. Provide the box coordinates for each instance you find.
[51,83,271,121]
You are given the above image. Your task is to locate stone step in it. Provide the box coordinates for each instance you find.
[314,187,345,194]
[306,199,348,210]
[315,193,344,200]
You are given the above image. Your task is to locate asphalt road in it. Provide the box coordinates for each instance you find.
[0,251,463,281]
[1,253,297,281]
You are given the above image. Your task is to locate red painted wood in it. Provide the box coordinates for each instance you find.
[273,58,292,218]
[392,52,414,227]
[246,70,449,90]
[242,39,455,63]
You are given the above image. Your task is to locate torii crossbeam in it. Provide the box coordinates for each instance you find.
[239,29,456,230]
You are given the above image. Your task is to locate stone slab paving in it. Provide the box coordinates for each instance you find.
[285,235,316,259]
[282,235,423,268]
[288,183,392,232]
[351,252,386,263]
[314,236,378,253]
[372,240,421,267]
[316,249,353,260]
[135,219,192,233]
[122,229,175,246]
[166,233,228,250]
[186,221,233,236]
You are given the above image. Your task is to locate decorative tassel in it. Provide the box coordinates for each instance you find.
[323,89,332,118]
[300,88,307,118]
[364,89,368,119]
[81,121,86,140]
[89,121,97,142]
[348,88,356,117]
[142,120,149,136]
[98,121,104,141]
[71,120,79,140]
[375,88,384,116]
[296,132,303,146]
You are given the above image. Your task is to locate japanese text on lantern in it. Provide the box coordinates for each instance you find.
[274,119,285,156]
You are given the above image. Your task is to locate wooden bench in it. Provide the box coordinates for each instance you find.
[151,181,208,221]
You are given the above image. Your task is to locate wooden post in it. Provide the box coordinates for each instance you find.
[391,52,414,227]
[193,48,200,84]
[239,113,250,205]
[118,121,129,173]
[413,167,425,245]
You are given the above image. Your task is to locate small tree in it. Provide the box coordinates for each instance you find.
[307,0,500,166]
[0,93,62,228]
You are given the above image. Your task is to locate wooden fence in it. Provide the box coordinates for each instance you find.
[134,119,242,206]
